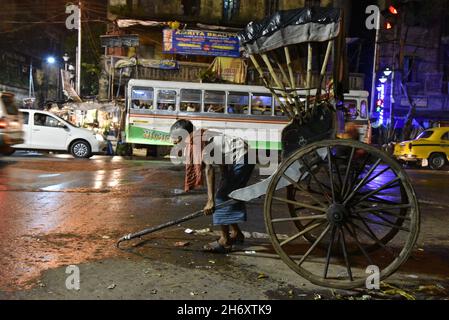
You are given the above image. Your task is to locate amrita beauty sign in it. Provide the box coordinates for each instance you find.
[163,29,241,58]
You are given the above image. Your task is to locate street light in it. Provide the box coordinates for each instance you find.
[383,67,393,77]
[63,53,70,71]
[46,56,56,64]
[379,76,388,84]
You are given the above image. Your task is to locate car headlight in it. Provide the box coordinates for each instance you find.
[95,133,105,142]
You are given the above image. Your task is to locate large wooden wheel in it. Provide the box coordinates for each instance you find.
[264,140,420,289]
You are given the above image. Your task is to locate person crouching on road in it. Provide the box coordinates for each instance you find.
[170,119,255,254]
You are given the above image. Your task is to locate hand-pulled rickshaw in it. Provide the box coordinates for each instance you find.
[118,7,420,290]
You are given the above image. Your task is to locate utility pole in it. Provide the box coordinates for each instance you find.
[29,63,34,98]
[370,14,381,119]
[76,1,82,96]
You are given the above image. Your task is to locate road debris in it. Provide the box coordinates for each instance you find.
[107,284,116,290]
[174,241,190,247]
[150,289,158,294]
[195,228,212,235]
[380,282,416,300]
[245,251,257,254]
[257,273,268,280]
[184,228,194,234]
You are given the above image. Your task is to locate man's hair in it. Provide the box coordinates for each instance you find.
[170,119,194,143]
[170,119,194,135]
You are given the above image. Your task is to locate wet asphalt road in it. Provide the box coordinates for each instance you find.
[0,151,448,300]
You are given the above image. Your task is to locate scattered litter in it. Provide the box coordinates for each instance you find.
[288,290,294,296]
[190,291,198,296]
[184,228,194,234]
[257,273,268,280]
[314,293,322,300]
[150,289,158,294]
[406,274,419,279]
[245,251,257,255]
[252,232,269,239]
[107,284,116,290]
[102,235,111,239]
[417,248,424,252]
[381,282,416,300]
[174,241,190,247]
[336,271,349,279]
[195,228,212,235]
[361,295,372,300]
[416,284,447,295]
[208,260,216,264]
[195,266,212,269]
[37,281,46,288]
[202,291,208,294]
[242,231,252,239]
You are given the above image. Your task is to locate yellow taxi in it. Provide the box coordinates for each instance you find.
[393,127,449,170]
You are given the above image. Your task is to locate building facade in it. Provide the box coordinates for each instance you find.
[374,0,449,126]
[101,0,364,101]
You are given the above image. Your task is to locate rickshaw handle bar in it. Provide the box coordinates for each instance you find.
[116,200,236,248]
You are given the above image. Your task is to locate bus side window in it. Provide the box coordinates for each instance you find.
[131,87,154,111]
[344,100,358,120]
[227,92,249,114]
[251,94,273,116]
[360,100,368,119]
[157,89,177,112]
[180,89,202,113]
[204,91,225,113]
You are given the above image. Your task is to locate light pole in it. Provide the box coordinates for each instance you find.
[76,1,82,96]
[370,13,381,119]
[63,53,70,71]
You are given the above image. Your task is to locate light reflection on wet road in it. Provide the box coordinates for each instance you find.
[0,154,204,291]
[0,153,448,293]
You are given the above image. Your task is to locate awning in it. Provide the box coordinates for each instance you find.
[238,7,342,54]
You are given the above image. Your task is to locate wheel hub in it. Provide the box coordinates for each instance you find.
[327,204,349,225]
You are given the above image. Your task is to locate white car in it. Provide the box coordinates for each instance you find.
[0,92,24,155]
[13,109,107,158]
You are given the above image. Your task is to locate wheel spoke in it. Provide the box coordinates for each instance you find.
[343,223,374,266]
[327,147,336,202]
[355,203,411,221]
[354,204,412,213]
[360,166,392,190]
[341,147,355,196]
[344,159,382,205]
[280,221,326,247]
[297,224,331,266]
[271,215,327,223]
[323,225,337,279]
[351,214,410,232]
[355,177,401,204]
[344,154,372,199]
[273,196,328,213]
[348,221,395,256]
[300,159,332,204]
[282,173,327,209]
[339,227,353,281]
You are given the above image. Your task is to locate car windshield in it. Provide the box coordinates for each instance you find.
[416,130,434,139]
[1,95,19,115]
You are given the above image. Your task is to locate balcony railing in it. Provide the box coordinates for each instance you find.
[106,56,366,97]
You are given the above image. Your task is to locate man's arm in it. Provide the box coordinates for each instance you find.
[203,163,215,215]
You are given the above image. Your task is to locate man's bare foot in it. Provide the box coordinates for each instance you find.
[230,232,245,244]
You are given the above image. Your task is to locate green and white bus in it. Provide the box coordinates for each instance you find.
[125,79,370,150]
